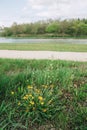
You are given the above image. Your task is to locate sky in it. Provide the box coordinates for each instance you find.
[0,0,87,27]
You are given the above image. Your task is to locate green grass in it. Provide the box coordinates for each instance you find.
[0,59,87,130]
[0,43,87,52]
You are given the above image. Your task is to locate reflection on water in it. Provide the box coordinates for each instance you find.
[0,37,87,44]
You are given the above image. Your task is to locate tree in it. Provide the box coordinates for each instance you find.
[46,22,59,33]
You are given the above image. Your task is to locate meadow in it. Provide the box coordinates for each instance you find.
[0,43,87,52]
[0,59,87,130]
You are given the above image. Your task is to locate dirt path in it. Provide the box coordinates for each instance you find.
[0,50,87,61]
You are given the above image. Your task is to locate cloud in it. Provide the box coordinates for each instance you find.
[29,0,69,6]
[1,0,87,26]
[24,0,87,19]
[28,0,69,11]
[22,0,69,19]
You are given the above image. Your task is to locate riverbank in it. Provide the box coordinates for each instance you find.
[1,35,87,39]
[0,42,87,52]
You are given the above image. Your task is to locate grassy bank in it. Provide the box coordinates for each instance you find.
[1,35,87,39]
[0,43,87,52]
[0,59,87,130]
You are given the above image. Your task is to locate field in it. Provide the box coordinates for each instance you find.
[0,43,87,52]
[0,59,87,130]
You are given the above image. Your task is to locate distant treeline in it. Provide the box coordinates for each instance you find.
[0,19,87,38]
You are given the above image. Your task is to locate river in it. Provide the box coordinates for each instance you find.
[0,37,87,44]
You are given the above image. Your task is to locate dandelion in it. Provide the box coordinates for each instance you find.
[38,96,43,101]
[23,95,28,100]
[35,89,40,93]
[11,91,14,95]
[42,109,47,112]
[23,96,27,100]
[18,102,21,106]
[28,94,32,97]
[30,101,35,105]
[28,94,34,99]
[26,94,29,97]
[44,85,48,88]
[23,94,34,100]
[40,102,44,105]
[27,85,33,89]
[50,84,54,88]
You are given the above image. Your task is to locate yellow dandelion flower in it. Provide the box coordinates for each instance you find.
[50,84,54,88]
[30,101,35,105]
[27,85,33,89]
[28,94,33,98]
[23,96,26,99]
[42,109,47,112]
[32,96,34,99]
[38,96,43,101]
[23,96,28,100]
[18,102,21,106]
[28,94,32,97]
[35,89,40,93]
[11,91,14,95]
[44,85,48,88]
[40,102,44,105]
[26,94,29,97]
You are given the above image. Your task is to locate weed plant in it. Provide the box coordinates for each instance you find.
[0,59,87,130]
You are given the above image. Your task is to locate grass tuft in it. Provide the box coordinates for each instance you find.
[0,59,87,130]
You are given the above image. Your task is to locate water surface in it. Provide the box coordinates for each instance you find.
[0,37,87,44]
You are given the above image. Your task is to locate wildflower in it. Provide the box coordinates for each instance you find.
[18,102,21,106]
[50,84,54,88]
[44,85,48,88]
[42,85,48,88]
[30,101,35,105]
[42,109,47,112]
[35,89,40,93]
[26,94,29,97]
[27,85,33,89]
[40,102,44,105]
[11,91,14,95]
[28,94,32,97]
[38,96,43,101]
[28,94,34,99]
[23,95,28,100]
[23,94,34,100]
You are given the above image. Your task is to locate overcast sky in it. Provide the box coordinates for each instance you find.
[0,0,87,27]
